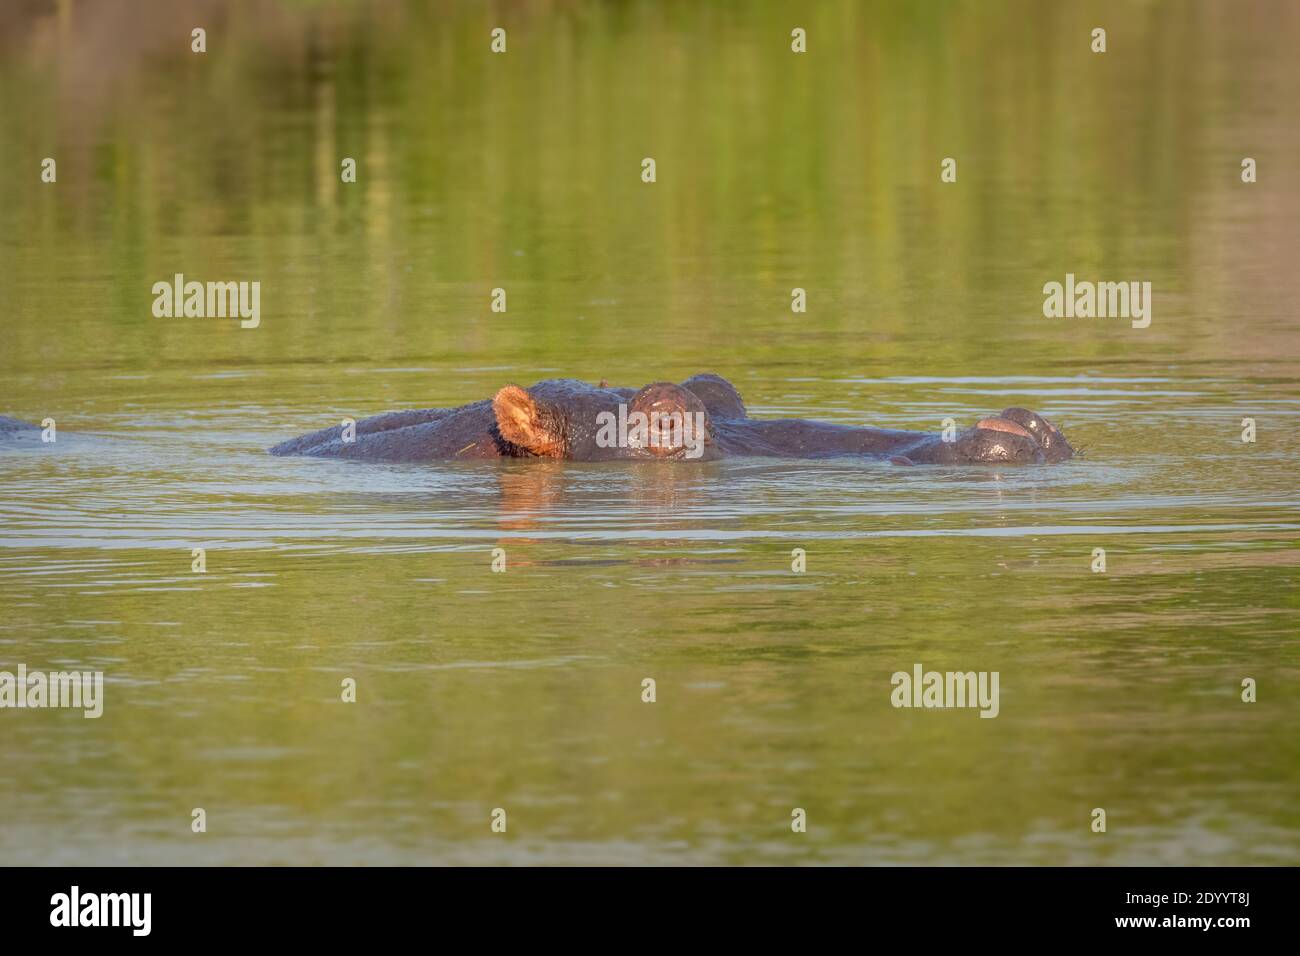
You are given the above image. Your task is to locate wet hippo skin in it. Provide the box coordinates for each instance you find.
[264,374,1074,465]
[0,415,39,434]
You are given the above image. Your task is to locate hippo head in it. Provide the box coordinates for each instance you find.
[493,381,716,461]
[679,373,746,419]
[622,382,715,460]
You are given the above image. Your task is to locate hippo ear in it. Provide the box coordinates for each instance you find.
[492,385,566,457]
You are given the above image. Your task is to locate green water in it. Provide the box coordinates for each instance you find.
[1,0,1297,864]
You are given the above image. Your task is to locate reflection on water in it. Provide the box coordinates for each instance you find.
[1,0,1298,864]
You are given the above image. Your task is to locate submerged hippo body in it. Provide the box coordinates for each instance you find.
[712,407,1073,464]
[0,416,44,444]
[1,415,42,431]
[268,373,1073,465]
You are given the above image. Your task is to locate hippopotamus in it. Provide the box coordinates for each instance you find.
[265,373,1074,465]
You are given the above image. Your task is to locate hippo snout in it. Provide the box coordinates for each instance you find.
[997,407,1074,462]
